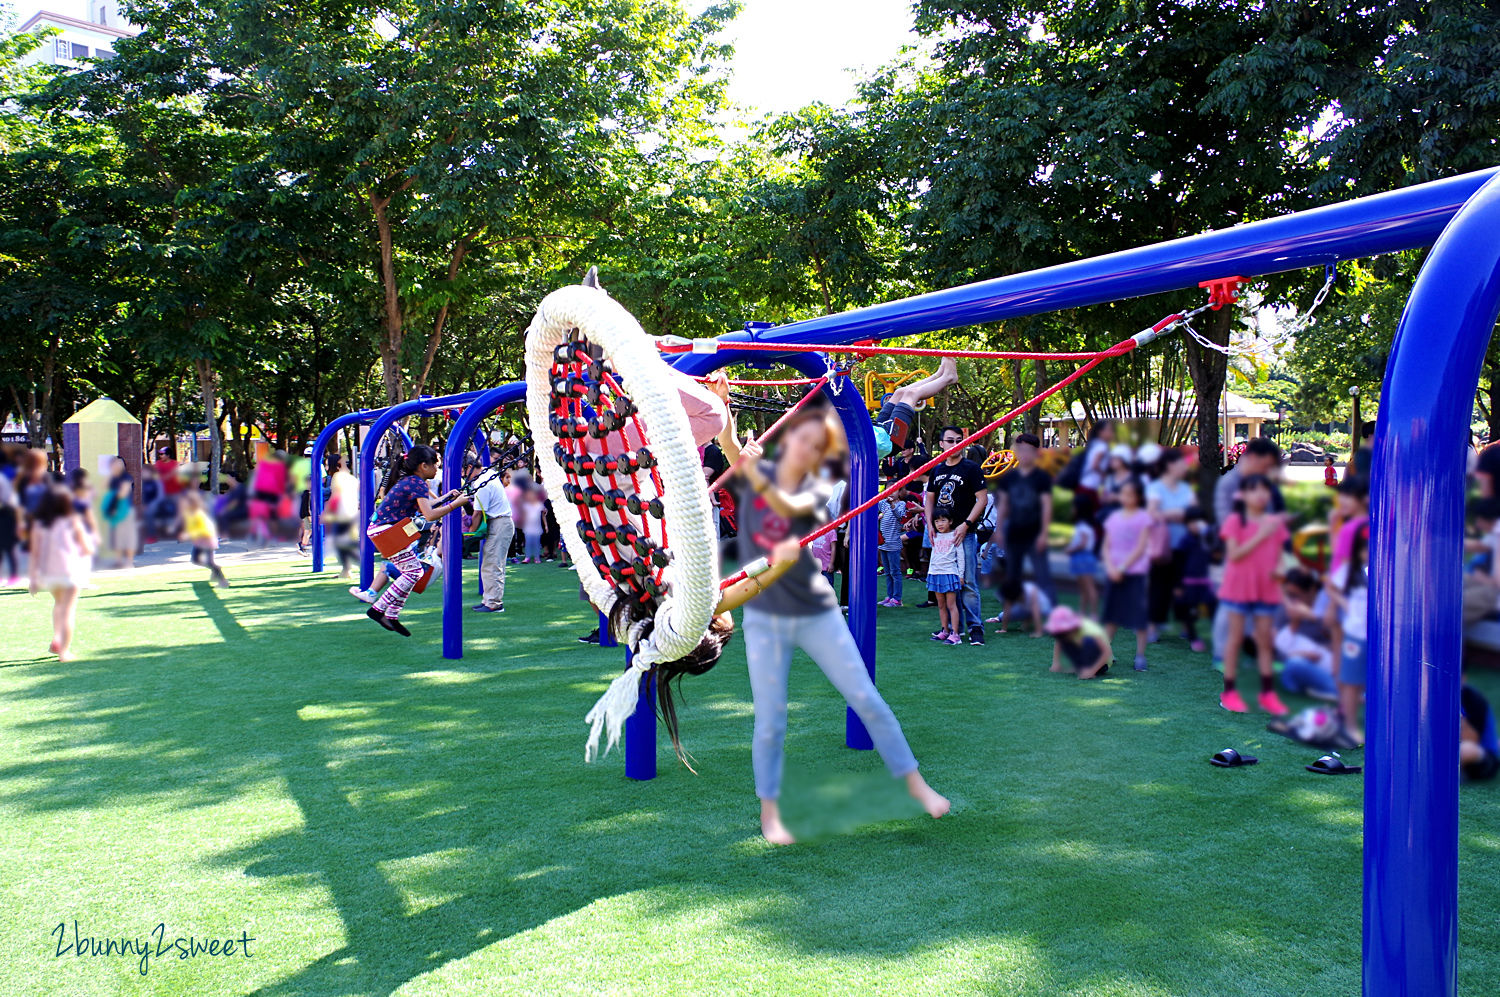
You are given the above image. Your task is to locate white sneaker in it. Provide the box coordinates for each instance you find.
[349,586,376,604]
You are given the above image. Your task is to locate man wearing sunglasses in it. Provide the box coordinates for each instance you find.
[924,426,989,645]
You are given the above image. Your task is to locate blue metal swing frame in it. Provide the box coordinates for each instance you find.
[301,166,1500,995]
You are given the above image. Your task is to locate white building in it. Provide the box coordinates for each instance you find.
[16,2,137,67]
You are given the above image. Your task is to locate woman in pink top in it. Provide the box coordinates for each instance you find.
[28,485,96,662]
[1218,474,1290,715]
[1100,478,1154,671]
[249,451,290,546]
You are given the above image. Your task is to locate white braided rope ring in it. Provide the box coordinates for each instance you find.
[524,283,720,760]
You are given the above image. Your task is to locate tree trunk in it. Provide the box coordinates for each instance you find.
[1185,307,1233,509]
[1490,378,1500,442]
[165,375,179,461]
[811,250,833,315]
[412,238,471,399]
[38,328,62,467]
[137,391,155,460]
[371,190,407,405]
[1026,357,1049,437]
[9,386,41,449]
[194,358,222,494]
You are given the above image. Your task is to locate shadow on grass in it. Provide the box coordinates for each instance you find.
[0,565,1446,995]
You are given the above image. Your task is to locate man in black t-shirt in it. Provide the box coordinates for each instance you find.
[995,432,1056,602]
[701,440,729,481]
[924,426,988,645]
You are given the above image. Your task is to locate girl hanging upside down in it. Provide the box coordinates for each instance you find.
[365,445,470,636]
[871,358,959,456]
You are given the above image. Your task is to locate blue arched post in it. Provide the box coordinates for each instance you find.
[1366,172,1500,997]
[359,392,482,590]
[780,354,879,750]
[310,414,412,574]
[669,349,881,751]
[439,384,528,660]
[310,408,375,574]
[624,651,655,780]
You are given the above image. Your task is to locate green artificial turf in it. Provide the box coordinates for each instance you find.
[2,562,1498,996]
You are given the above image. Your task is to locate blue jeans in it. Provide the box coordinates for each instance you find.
[1003,531,1055,604]
[1282,656,1338,699]
[743,606,919,800]
[960,532,983,632]
[880,548,903,602]
[524,531,541,560]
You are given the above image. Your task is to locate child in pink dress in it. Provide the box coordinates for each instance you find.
[1100,478,1154,671]
[1218,474,1291,715]
[28,485,95,662]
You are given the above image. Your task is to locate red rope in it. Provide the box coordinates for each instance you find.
[707,377,829,493]
[718,337,1138,589]
[662,340,1123,362]
[695,373,851,387]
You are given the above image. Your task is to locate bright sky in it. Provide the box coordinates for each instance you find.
[716,0,921,115]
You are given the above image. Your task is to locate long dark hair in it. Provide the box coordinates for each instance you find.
[1346,524,1369,593]
[1232,473,1272,524]
[34,485,75,527]
[608,597,734,770]
[402,445,439,475]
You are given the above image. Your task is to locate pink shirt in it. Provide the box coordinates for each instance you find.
[1329,514,1367,572]
[576,369,728,455]
[1103,509,1154,575]
[251,458,288,496]
[1218,513,1290,604]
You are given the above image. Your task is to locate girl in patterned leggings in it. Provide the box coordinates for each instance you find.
[367,446,470,636]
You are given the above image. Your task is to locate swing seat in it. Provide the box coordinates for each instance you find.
[370,518,421,559]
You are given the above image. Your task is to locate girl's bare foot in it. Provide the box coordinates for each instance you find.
[1078,662,1107,680]
[57,650,75,663]
[49,639,60,654]
[760,799,795,845]
[904,772,950,818]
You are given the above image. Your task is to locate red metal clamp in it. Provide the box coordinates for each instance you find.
[1199,276,1249,310]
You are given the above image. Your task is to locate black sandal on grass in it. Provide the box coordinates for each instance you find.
[1210,748,1258,768]
[1306,753,1361,775]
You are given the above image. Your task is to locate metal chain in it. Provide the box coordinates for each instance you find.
[1179,266,1337,358]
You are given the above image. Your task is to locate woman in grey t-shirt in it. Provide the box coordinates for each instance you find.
[718,403,950,845]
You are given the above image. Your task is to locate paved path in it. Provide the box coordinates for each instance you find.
[0,538,308,590]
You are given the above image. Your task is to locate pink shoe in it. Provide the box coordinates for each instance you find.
[1190,640,1206,653]
[945,633,963,645]
[1258,690,1290,716]
[1220,689,1249,713]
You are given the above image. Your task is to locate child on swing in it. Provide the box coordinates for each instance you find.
[366,445,470,636]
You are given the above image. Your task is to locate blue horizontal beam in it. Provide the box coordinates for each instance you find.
[719,167,1498,353]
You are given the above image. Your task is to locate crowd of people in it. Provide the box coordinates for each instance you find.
[806,412,1494,783]
[8,380,1499,794]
